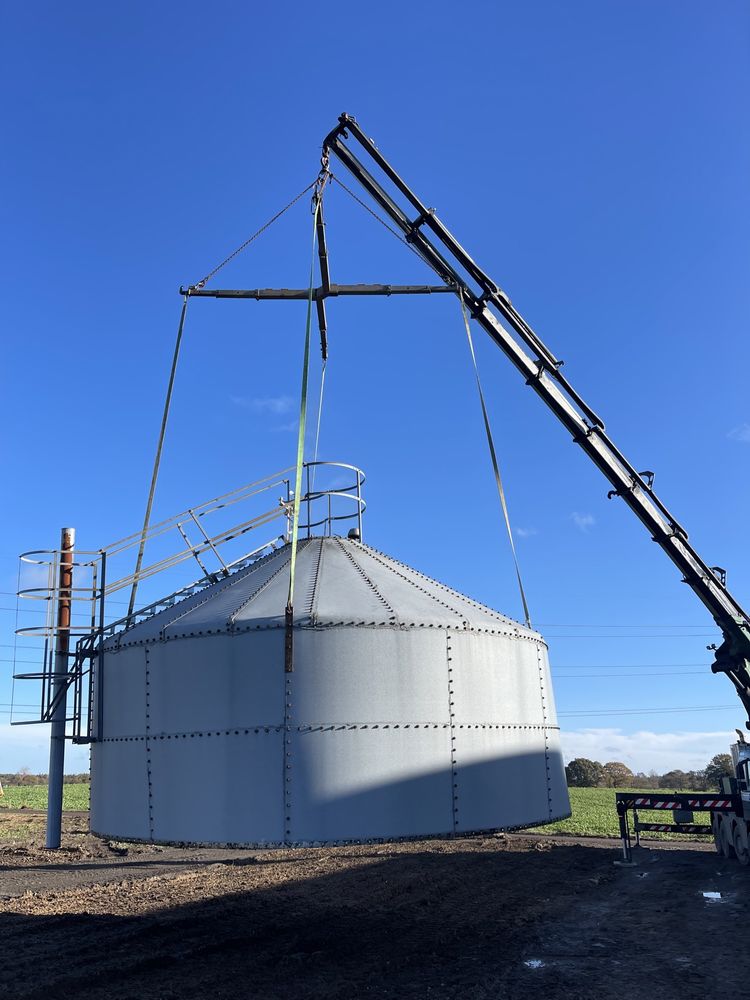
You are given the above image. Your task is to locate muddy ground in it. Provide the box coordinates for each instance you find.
[0,810,748,1000]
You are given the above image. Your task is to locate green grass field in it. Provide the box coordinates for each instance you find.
[528,787,711,839]
[0,784,712,841]
[0,783,90,811]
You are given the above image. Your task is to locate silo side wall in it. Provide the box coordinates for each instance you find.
[449,632,570,830]
[91,632,287,844]
[289,627,454,842]
[90,740,150,841]
[91,624,569,846]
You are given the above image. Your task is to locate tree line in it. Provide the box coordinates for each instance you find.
[565,754,735,790]
[0,768,89,785]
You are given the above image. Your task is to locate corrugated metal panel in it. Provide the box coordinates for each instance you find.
[149,730,284,845]
[99,644,147,738]
[90,741,150,840]
[340,543,467,627]
[108,546,289,646]
[307,538,394,625]
[147,632,285,734]
[450,632,548,726]
[453,727,552,832]
[161,545,296,636]
[293,628,451,725]
[351,541,534,634]
[116,537,543,638]
[289,727,454,842]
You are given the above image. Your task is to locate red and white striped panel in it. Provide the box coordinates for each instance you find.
[633,797,733,810]
[686,799,732,809]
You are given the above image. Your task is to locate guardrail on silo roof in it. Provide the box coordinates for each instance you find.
[12,460,365,742]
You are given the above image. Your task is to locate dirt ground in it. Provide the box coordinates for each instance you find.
[1,810,749,1000]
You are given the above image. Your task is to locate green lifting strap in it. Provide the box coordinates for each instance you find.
[285,193,322,671]
[458,291,532,628]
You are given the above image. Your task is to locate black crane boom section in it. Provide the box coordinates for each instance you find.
[322,112,750,727]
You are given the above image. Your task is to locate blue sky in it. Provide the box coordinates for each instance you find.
[1,1,749,773]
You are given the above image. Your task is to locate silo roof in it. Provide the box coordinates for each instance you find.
[111,537,541,646]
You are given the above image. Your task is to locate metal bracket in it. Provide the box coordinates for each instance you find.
[525,358,565,386]
[407,207,435,241]
[608,470,657,500]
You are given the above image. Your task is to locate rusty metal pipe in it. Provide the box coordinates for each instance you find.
[46,527,74,849]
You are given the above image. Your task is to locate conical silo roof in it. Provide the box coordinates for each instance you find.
[113,536,539,646]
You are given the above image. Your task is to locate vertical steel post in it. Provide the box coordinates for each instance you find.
[46,527,74,849]
[616,797,632,863]
[306,464,311,539]
[95,550,106,741]
[356,472,363,540]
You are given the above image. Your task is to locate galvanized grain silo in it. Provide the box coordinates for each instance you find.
[90,533,569,846]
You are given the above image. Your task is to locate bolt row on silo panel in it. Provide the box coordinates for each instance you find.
[90,537,570,846]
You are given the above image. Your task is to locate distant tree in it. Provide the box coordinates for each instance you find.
[601,762,634,788]
[684,770,708,791]
[659,769,691,790]
[703,753,734,788]
[565,758,605,787]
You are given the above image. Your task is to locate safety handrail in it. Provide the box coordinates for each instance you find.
[13,460,366,741]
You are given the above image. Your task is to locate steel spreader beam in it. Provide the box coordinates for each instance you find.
[322,111,750,726]
[181,283,455,300]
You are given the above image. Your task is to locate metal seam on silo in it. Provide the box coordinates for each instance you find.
[333,537,397,622]
[354,539,524,630]
[226,547,299,628]
[144,644,154,841]
[305,537,325,624]
[98,722,559,744]
[352,544,467,625]
[447,631,457,834]
[284,659,293,845]
[536,643,553,820]
[113,550,277,649]
[140,723,543,737]
[164,544,297,640]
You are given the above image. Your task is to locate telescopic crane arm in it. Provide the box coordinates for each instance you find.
[322,112,750,728]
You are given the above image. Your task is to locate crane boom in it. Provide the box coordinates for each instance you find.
[322,112,750,727]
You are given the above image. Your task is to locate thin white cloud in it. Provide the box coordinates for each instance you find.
[230,395,295,415]
[0,723,90,773]
[560,727,734,773]
[728,423,750,443]
[571,511,595,533]
[515,527,538,538]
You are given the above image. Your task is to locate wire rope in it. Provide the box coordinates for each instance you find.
[126,294,190,623]
[192,178,318,289]
[458,290,531,627]
[329,173,431,268]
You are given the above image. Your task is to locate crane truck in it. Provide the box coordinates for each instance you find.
[318,113,750,864]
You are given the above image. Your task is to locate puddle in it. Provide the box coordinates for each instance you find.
[523,959,545,969]
[702,891,722,902]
